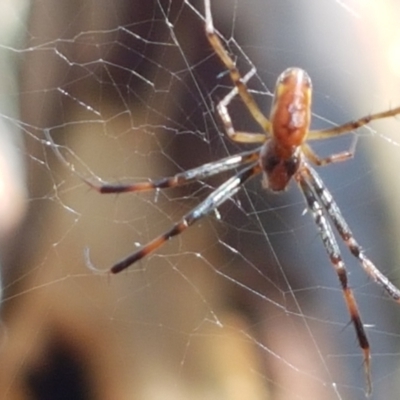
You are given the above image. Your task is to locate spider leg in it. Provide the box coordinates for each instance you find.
[85,149,260,194]
[204,0,271,134]
[111,162,261,273]
[302,135,357,166]
[217,68,268,143]
[304,163,400,301]
[297,166,371,395]
[308,106,400,140]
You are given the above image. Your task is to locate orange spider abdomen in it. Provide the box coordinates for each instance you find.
[260,68,312,191]
[271,67,312,154]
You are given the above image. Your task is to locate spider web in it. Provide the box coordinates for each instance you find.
[1,0,400,399]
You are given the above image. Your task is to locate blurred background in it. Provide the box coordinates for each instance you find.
[0,0,400,399]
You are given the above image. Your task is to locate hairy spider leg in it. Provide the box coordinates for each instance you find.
[216,68,268,143]
[111,163,261,273]
[304,163,400,301]
[204,0,271,133]
[85,149,259,194]
[297,165,372,395]
[308,106,400,140]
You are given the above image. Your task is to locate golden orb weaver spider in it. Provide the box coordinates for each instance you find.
[53,0,400,395]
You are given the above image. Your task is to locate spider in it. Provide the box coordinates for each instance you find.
[80,0,400,394]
